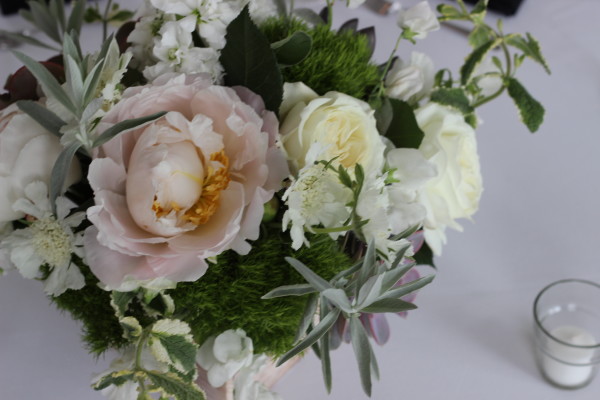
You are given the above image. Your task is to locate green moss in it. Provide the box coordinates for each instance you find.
[260,17,381,99]
[52,230,351,357]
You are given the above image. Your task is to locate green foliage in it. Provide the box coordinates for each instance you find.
[170,232,352,356]
[377,98,424,149]
[260,17,380,99]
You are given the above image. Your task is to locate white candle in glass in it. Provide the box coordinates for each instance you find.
[542,325,596,387]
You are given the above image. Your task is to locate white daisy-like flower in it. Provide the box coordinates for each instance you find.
[1,181,86,296]
[282,163,352,250]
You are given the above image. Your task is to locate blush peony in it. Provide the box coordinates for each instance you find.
[84,74,288,291]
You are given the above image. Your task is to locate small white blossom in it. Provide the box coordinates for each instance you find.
[197,329,254,388]
[248,0,278,24]
[282,163,352,250]
[385,52,435,104]
[1,181,85,295]
[234,354,282,400]
[397,1,440,40]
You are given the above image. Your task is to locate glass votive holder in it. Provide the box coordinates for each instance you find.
[533,279,600,389]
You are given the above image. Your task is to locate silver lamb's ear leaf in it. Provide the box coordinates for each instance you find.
[67,0,87,36]
[378,274,435,301]
[350,316,372,396]
[28,1,62,42]
[12,51,77,115]
[285,257,333,292]
[93,111,167,147]
[262,284,316,299]
[294,293,319,342]
[0,30,58,50]
[49,141,81,214]
[16,100,66,137]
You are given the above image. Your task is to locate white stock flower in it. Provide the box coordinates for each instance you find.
[1,181,85,295]
[0,104,80,222]
[397,1,440,39]
[280,82,386,176]
[197,329,254,388]
[234,354,282,400]
[385,52,435,103]
[282,163,352,250]
[415,103,483,255]
[248,0,278,24]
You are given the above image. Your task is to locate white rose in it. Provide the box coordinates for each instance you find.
[0,105,80,222]
[385,52,435,104]
[197,329,254,388]
[397,1,440,40]
[415,103,483,255]
[280,82,386,176]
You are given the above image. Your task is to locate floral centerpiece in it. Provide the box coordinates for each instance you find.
[0,0,548,399]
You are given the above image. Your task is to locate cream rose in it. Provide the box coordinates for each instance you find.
[0,104,80,222]
[84,74,288,291]
[416,103,483,255]
[279,82,386,176]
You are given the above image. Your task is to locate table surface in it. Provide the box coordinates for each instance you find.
[1,0,600,399]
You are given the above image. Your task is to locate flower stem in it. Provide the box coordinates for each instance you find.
[102,0,113,42]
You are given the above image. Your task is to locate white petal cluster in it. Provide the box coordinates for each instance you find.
[234,354,282,400]
[282,163,353,250]
[385,52,435,104]
[197,329,254,388]
[397,1,440,40]
[0,181,85,295]
[128,0,276,83]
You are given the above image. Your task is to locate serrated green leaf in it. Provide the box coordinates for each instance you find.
[271,31,312,67]
[220,6,283,114]
[13,51,77,115]
[470,0,488,22]
[277,308,340,366]
[460,38,500,85]
[285,257,332,293]
[93,111,167,147]
[361,298,417,313]
[16,100,66,138]
[382,99,424,149]
[147,292,176,316]
[468,24,493,49]
[350,317,372,396]
[49,141,81,214]
[378,274,435,301]
[337,166,353,188]
[145,371,206,400]
[430,88,474,115]
[506,77,544,133]
[262,283,316,299]
[295,293,319,342]
[150,333,198,374]
[111,290,136,318]
[93,370,136,390]
[505,33,551,74]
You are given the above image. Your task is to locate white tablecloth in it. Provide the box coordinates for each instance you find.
[1,0,600,399]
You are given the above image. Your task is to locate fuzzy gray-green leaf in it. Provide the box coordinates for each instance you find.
[379,274,435,301]
[16,100,66,138]
[262,284,316,299]
[295,293,319,343]
[0,30,57,50]
[49,141,81,214]
[29,1,61,42]
[13,51,76,115]
[93,111,167,147]
[277,308,340,366]
[67,0,87,36]
[350,316,372,396]
[285,257,332,293]
[506,77,544,133]
[361,298,417,313]
[322,288,353,313]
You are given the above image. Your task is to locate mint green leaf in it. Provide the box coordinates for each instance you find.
[277,308,340,366]
[355,239,377,296]
[506,77,544,133]
[16,100,66,137]
[350,316,372,396]
[468,24,493,49]
[13,51,77,115]
[111,290,136,318]
[469,0,488,22]
[262,284,316,299]
[381,99,424,149]
[378,274,435,301]
[361,298,417,313]
[220,6,282,114]
[460,38,500,85]
[84,7,103,23]
[430,88,474,115]
[93,370,136,390]
[93,111,167,147]
[436,4,465,21]
[145,371,206,400]
[150,334,198,374]
[50,142,81,214]
[505,33,551,74]
[285,257,333,292]
[271,31,312,67]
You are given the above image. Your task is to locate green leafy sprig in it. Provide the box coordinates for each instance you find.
[263,239,434,396]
